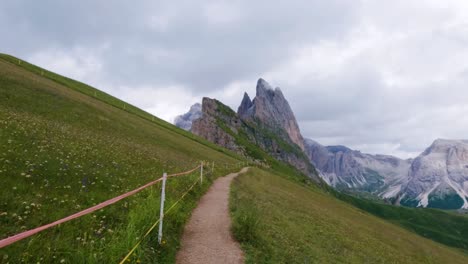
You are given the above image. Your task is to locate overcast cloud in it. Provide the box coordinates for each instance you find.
[2,0,468,158]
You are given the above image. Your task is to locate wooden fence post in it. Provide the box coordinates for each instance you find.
[200,162,203,185]
[158,172,167,244]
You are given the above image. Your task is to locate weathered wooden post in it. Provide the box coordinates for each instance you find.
[158,172,167,244]
[200,162,203,185]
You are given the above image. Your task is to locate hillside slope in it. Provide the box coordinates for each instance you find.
[0,54,241,263]
[231,168,468,263]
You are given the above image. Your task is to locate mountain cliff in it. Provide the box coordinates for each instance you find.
[238,78,305,151]
[305,138,468,209]
[399,139,468,209]
[304,139,411,193]
[173,79,468,210]
[187,79,319,182]
[191,98,243,153]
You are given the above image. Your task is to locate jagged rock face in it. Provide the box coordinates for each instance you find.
[174,103,202,131]
[306,138,468,209]
[237,92,253,119]
[191,96,318,181]
[185,80,320,182]
[239,79,305,151]
[304,139,411,194]
[400,139,468,209]
[191,98,242,153]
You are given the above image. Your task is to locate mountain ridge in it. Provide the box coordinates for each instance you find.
[173,77,468,210]
[305,138,468,209]
[186,79,319,181]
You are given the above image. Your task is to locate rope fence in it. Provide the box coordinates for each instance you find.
[0,160,251,259]
[0,164,204,249]
[119,174,201,264]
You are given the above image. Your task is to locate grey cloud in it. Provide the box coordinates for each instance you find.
[1,0,358,91]
[2,0,468,158]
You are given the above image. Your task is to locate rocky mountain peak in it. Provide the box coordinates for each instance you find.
[420,139,468,157]
[237,92,253,119]
[190,98,242,153]
[255,78,285,102]
[240,78,305,151]
[403,138,468,209]
[257,78,273,91]
[429,138,468,149]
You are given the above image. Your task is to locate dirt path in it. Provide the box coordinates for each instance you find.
[176,167,248,264]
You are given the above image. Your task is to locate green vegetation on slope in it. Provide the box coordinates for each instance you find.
[231,168,468,263]
[206,98,319,184]
[0,54,237,160]
[331,190,468,252]
[0,55,242,263]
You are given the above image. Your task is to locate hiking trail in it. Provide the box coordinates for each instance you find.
[176,167,248,264]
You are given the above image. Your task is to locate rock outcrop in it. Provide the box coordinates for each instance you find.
[304,139,411,194]
[239,79,305,151]
[237,92,253,119]
[400,139,468,209]
[305,138,468,209]
[188,79,319,182]
[174,103,202,131]
[191,98,242,153]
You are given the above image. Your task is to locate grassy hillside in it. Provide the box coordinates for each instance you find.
[0,54,242,263]
[231,168,468,263]
[332,190,468,252]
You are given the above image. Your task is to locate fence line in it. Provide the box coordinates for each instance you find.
[0,160,251,261]
[119,174,202,264]
[0,164,202,249]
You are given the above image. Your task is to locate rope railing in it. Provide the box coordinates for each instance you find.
[0,163,203,249]
[119,175,201,264]
[0,160,251,262]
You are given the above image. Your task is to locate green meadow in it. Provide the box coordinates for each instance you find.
[2,54,468,264]
[0,54,242,263]
[230,168,468,263]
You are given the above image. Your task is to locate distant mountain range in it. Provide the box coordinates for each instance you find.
[305,138,468,209]
[174,79,468,210]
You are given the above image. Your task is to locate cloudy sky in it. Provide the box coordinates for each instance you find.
[2,0,468,158]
